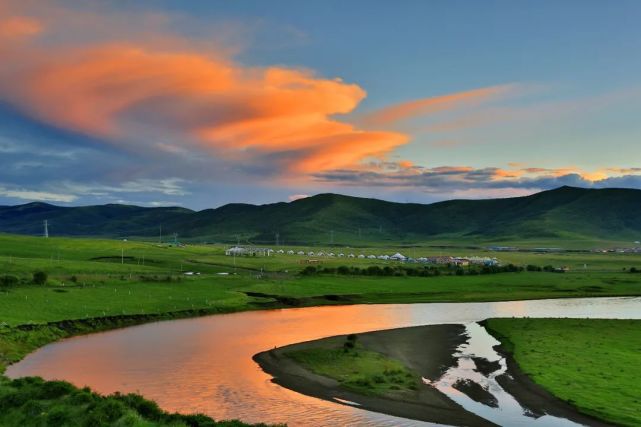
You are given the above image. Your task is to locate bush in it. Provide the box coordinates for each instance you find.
[39,380,75,399]
[336,265,350,275]
[46,405,72,426]
[0,274,19,288]
[300,266,317,276]
[32,271,48,285]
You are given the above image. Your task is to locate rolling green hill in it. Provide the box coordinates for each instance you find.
[1,186,641,245]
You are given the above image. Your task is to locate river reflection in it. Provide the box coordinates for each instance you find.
[7,297,641,426]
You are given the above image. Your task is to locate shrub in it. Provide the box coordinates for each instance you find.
[46,405,72,427]
[32,271,48,285]
[336,265,350,275]
[300,266,317,276]
[89,399,127,423]
[39,380,75,399]
[366,266,382,276]
[0,274,19,288]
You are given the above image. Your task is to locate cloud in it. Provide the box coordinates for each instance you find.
[288,194,309,201]
[313,163,641,197]
[0,16,42,39]
[359,84,517,127]
[59,178,190,197]
[0,3,409,178]
[0,185,77,202]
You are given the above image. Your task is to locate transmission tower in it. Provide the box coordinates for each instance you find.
[43,220,49,238]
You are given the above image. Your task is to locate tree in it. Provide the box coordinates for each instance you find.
[33,271,48,285]
[343,334,358,352]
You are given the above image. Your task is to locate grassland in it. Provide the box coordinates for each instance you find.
[1,232,641,425]
[484,318,641,427]
[2,232,641,368]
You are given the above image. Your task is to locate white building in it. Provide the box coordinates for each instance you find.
[390,253,406,261]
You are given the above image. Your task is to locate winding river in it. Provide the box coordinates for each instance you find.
[7,297,641,426]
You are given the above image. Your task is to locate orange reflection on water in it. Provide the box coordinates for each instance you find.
[9,305,414,425]
[8,298,641,426]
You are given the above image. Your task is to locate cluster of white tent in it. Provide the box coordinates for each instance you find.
[276,249,408,261]
[225,246,499,266]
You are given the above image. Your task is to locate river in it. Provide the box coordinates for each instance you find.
[7,297,641,426]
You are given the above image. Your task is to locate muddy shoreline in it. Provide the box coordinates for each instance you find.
[255,323,615,427]
[254,324,497,426]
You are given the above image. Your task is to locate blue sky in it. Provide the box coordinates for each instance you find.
[0,0,640,209]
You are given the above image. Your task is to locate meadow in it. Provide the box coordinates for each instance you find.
[484,318,641,427]
[1,233,641,425]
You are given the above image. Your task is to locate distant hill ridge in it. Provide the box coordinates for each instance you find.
[1,186,641,244]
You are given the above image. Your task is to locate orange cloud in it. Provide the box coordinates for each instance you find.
[361,84,516,127]
[0,16,42,38]
[0,11,410,176]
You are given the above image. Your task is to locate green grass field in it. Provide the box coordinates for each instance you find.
[1,232,641,425]
[484,318,641,427]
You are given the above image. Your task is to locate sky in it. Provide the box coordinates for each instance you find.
[1,0,641,209]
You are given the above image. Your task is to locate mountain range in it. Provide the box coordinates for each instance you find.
[1,186,640,245]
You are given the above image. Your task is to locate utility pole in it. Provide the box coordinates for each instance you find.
[43,220,49,238]
[173,233,178,246]
[275,232,280,247]
[159,224,162,244]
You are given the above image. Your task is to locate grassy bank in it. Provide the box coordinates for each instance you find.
[0,376,262,427]
[484,318,641,427]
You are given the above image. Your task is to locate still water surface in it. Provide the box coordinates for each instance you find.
[8,297,641,426]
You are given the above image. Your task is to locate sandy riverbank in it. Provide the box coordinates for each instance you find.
[254,324,497,426]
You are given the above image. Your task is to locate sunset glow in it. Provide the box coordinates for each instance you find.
[1,0,640,207]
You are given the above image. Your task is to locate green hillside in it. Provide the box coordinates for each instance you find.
[2,186,641,245]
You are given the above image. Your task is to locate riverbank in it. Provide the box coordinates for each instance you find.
[484,318,641,427]
[254,324,497,426]
[0,308,273,426]
[254,321,633,427]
